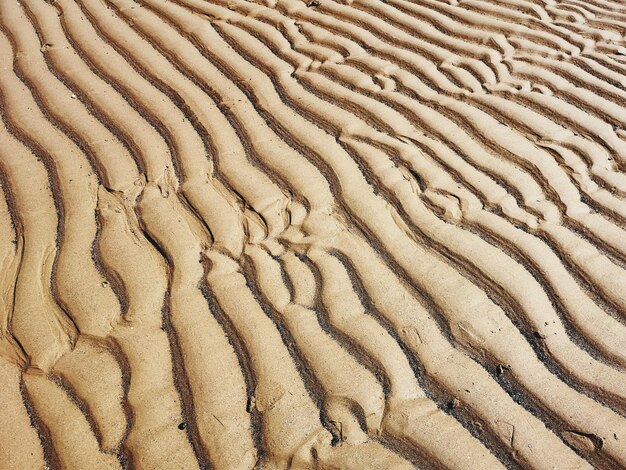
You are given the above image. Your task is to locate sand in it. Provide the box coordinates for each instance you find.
[0,0,626,468]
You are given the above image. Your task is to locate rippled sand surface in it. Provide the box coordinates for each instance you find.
[1,0,626,468]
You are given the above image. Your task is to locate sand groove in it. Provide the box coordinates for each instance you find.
[1,0,626,468]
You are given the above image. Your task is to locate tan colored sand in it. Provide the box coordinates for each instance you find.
[1,0,626,468]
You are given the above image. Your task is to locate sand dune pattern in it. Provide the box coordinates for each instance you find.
[1,0,626,467]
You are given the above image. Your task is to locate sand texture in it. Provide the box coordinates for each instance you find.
[1,0,626,468]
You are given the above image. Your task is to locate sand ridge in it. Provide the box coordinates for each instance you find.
[1,0,626,468]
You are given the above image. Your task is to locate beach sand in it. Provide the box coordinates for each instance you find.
[1,0,626,468]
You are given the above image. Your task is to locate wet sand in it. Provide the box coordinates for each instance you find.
[1,0,626,468]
